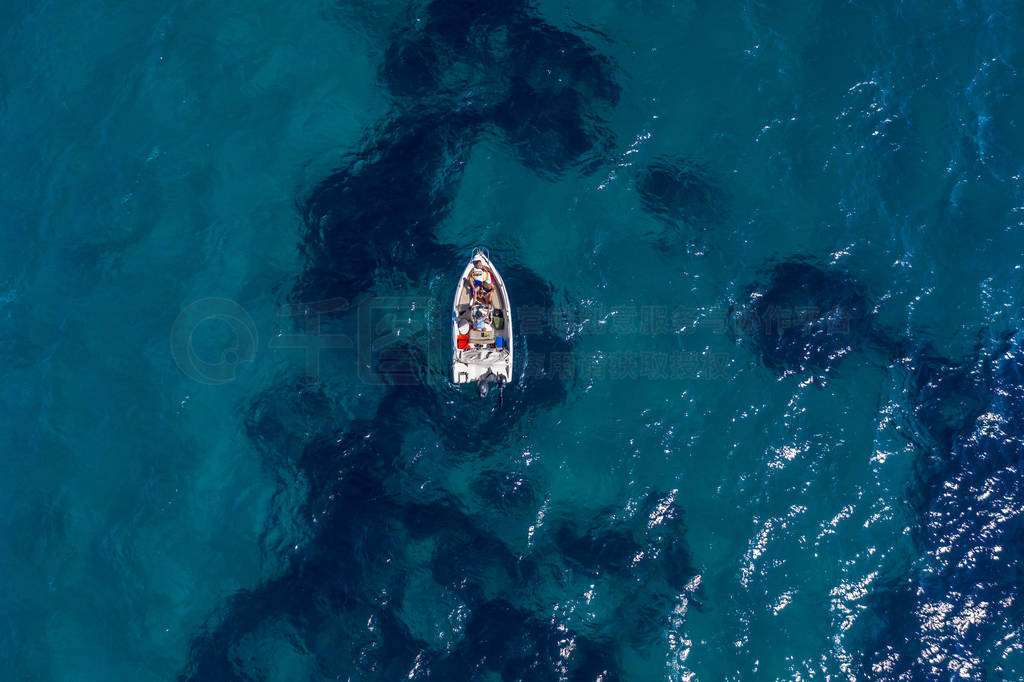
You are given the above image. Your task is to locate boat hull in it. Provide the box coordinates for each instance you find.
[451,250,513,385]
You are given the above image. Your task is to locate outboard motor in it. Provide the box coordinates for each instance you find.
[477,372,506,407]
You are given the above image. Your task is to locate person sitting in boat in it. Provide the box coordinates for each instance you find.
[467,258,494,301]
[474,285,493,306]
[471,301,491,331]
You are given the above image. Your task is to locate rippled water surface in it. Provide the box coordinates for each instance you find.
[4,0,1024,680]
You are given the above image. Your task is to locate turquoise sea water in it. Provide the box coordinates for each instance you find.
[4,1,1024,680]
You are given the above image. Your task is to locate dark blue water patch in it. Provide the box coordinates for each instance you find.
[472,469,539,517]
[860,339,1024,680]
[551,492,693,588]
[187,288,582,679]
[541,491,694,652]
[182,419,417,679]
[502,261,574,402]
[505,19,619,108]
[555,517,642,577]
[382,0,520,101]
[898,347,996,480]
[183,6,624,677]
[189,311,575,678]
[181,533,407,680]
[298,109,477,302]
[244,381,338,473]
[382,0,619,178]
[494,79,613,177]
[405,498,527,600]
[421,0,526,49]
[184,377,620,680]
[381,35,443,99]
[732,259,873,374]
[302,0,622,307]
[493,16,619,176]
[417,599,621,682]
[855,578,923,679]
[181,384,434,680]
[635,157,726,229]
[888,336,1013,523]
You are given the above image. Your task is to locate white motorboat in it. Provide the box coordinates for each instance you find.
[451,249,513,399]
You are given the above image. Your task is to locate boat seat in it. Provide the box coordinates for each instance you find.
[469,328,494,345]
[460,348,502,362]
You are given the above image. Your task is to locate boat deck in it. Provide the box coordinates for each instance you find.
[452,251,513,385]
[455,275,507,349]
